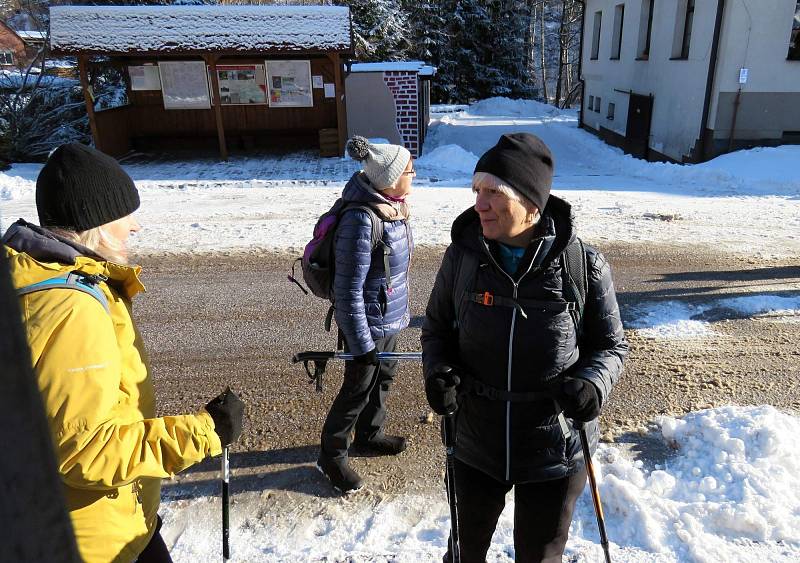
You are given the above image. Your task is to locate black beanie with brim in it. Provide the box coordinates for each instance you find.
[36,143,140,232]
[473,133,554,212]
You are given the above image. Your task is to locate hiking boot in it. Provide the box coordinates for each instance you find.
[316,455,364,494]
[351,434,408,456]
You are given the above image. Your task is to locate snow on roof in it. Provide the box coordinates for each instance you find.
[16,31,46,42]
[49,6,352,55]
[349,61,437,76]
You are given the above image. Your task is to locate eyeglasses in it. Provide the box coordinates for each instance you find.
[402,168,417,176]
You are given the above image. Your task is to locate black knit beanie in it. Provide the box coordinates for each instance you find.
[36,143,140,232]
[474,133,554,212]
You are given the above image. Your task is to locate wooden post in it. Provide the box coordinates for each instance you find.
[78,55,101,151]
[205,54,228,161]
[329,53,347,156]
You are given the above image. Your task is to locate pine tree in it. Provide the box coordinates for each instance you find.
[337,0,412,61]
[481,0,536,99]
[404,0,453,100]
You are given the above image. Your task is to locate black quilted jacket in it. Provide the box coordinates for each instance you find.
[421,195,627,483]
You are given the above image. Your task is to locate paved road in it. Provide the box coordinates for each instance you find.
[134,242,800,495]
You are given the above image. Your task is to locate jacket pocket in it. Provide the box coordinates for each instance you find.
[511,419,567,461]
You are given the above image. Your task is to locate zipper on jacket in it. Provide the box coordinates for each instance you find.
[481,238,544,481]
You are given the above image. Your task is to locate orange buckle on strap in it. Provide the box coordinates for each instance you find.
[482,292,494,306]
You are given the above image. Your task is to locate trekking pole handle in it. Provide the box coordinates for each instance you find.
[292,351,422,363]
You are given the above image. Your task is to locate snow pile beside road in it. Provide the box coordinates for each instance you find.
[415,144,478,177]
[159,406,800,562]
[466,96,561,118]
[0,167,36,207]
[627,295,800,339]
[694,146,800,194]
[591,405,800,562]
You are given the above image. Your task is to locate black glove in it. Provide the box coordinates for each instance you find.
[353,347,378,366]
[205,387,244,446]
[559,378,601,422]
[425,365,461,416]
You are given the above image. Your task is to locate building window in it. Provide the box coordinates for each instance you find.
[681,0,695,58]
[591,11,603,59]
[789,1,800,60]
[672,0,694,59]
[594,97,602,112]
[611,4,625,59]
[607,102,616,120]
[637,0,655,59]
[0,51,14,65]
[588,95,595,111]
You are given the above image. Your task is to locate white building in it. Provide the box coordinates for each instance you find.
[581,0,800,162]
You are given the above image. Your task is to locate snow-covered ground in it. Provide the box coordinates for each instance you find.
[2,98,799,259]
[2,97,800,561]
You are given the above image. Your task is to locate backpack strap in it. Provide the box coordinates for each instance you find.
[16,272,111,314]
[345,204,391,291]
[560,237,588,335]
[452,250,480,330]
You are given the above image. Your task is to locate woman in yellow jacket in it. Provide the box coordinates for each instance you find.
[2,143,245,563]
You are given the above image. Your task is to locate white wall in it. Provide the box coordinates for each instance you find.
[710,0,800,138]
[345,72,403,145]
[583,0,722,161]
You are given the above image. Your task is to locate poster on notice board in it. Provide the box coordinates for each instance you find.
[215,65,267,105]
[265,60,313,108]
[128,65,161,91]
[158,61,211,110]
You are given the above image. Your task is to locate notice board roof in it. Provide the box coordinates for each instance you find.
[49,5,353,56]
[349,61,437,76]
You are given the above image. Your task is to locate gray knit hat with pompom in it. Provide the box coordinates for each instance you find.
[346,136,411,190]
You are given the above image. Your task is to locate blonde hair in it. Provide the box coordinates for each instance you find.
[472,172,540,215]
[48,226,128,265]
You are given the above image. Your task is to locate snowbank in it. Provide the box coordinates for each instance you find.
[466,96,561,118]
[415,144,478,177]
[159,406,800,562]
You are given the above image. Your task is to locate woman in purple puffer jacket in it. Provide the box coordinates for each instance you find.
[317,136,415,494]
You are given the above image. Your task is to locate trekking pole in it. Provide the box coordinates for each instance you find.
[293,351,423,362]
[222,446,230,560]
[577,422,611,563]
[292,351,422,391]
[443,413,461,563]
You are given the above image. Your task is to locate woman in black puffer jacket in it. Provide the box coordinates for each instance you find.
[317,136,415,494]
[421,133,627,563]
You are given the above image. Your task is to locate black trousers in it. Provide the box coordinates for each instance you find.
[135,516,173,563]
[444,458,587,563]
[320,334,399,459]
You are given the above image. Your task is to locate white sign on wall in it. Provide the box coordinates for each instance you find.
[266,60,313,108]
[738,68,749,84]
[128,65,161,91]
[158,61,211,110]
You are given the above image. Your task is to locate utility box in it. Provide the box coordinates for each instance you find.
[345,62,436,157]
